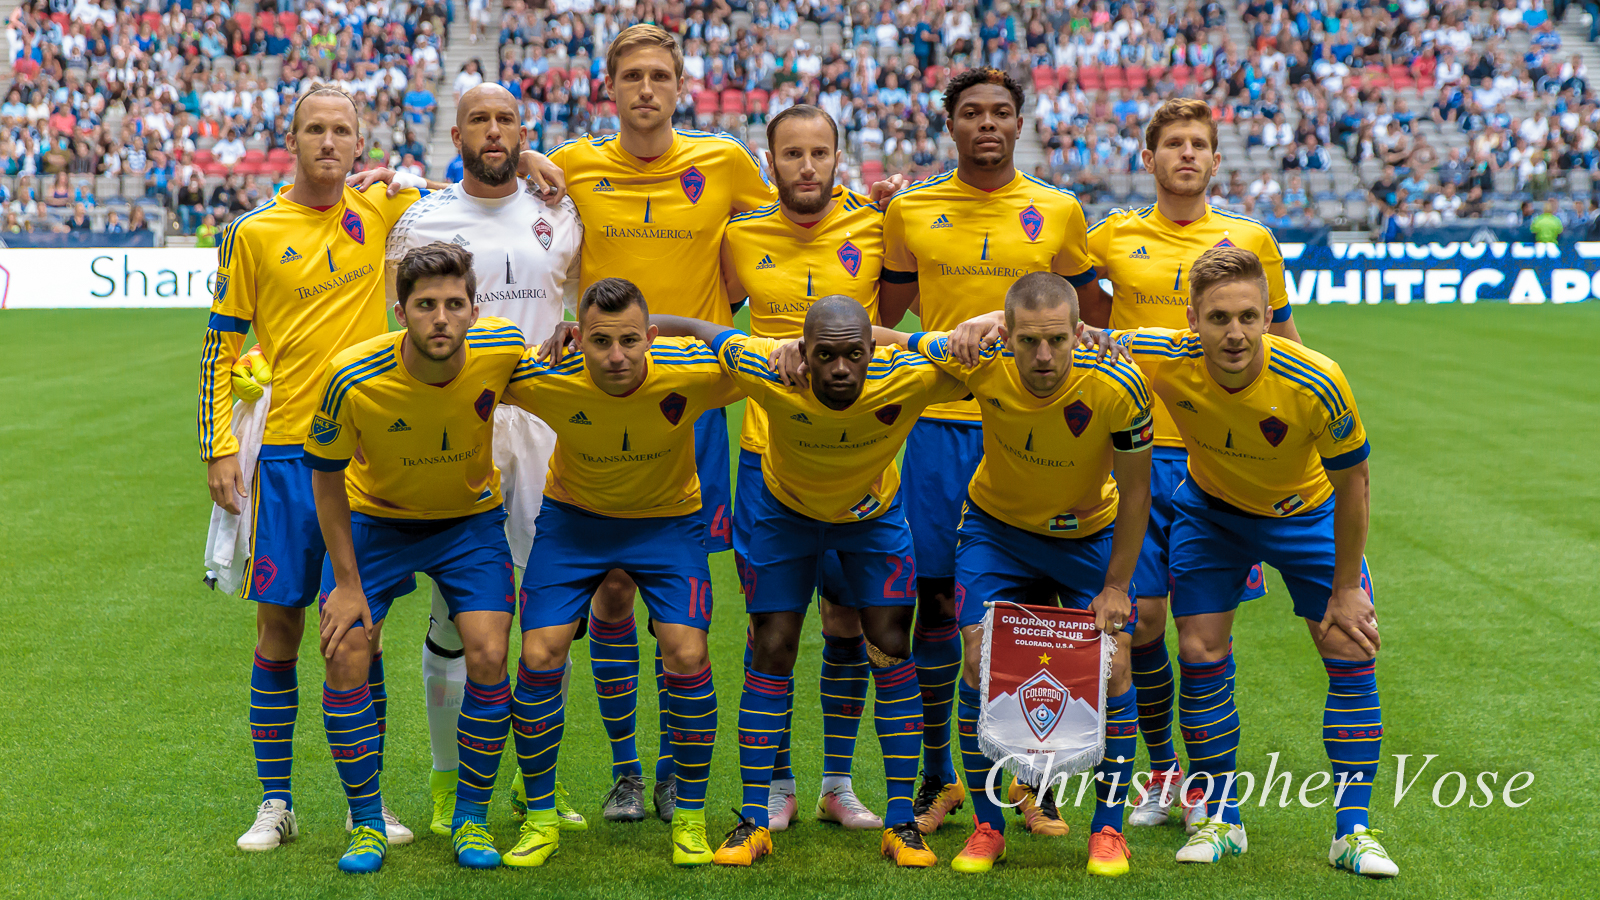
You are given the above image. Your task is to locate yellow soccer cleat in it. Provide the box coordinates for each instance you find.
[429,767,457,836]
[671,808,714,867]
[503,810,561,868]
[1086,825,1132,877]
[951,821,1007,873]
[1008,779,1071,837]
[912,772,966,834]
[230,347,272,402]
[712,810,773,867]
[881,823,937,868]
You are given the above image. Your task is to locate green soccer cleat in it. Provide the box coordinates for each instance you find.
[430,768,458,836]
[554,781,588,831]
[671,808,714,867]
[337,825,388,874]
[510,769,527,818]
[1330,825,1399,878]
[504,810,561,868]
[453,821,502,869]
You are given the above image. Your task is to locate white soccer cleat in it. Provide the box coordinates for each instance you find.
[1330,825,1399,878]
[816,784,884,830]
[346,804,415,845]
[1176,819,1248,864]
[767,786,799,832]
[1128,769,1184,827]
[237,799,299,851]
[1183,787,1209,834]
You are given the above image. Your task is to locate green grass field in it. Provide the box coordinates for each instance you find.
[1,304,1596,900]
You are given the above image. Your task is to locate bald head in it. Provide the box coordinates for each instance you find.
[802,295,874,409]
[454,83,524,188]
[456,83,519,128]
[803,294,872,341]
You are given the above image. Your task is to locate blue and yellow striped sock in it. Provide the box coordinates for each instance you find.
[663,665,717,812]
[738,668,790,827]
[913,621,962,784]
[454,677,510,829]
[655,642,675,784]
[512,662,566,813]
[1091,686,1138,832]
[820,632,869,779]
[1324,657,1382,838]
[250,651,297,807]
[745,635,794,783]
[588,615,642,781]
[1131,637,1179,773]
[1178,652,1242,825]
[872,658,924,826]
[957,680,1005,831]
[323,682,383,830]
[367,652,386,774]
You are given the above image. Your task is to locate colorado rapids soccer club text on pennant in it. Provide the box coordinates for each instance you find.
[978,603,1114,786]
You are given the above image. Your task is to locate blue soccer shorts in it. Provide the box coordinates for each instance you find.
[953,499,1136,633]
[1135,446,1267,603]
[901,417,984,580]
[1168,478,1374,621]
[733,448,850,603]
[738,475,918,615]
[316,508,507,625]
[694,407,733,554]
[520,497,713,632]
[245,446,328,608]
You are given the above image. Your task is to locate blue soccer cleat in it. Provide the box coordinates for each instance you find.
[453,821,502,869]
[337,825,388,874]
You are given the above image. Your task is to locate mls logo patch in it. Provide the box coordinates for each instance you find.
[1018,669,1069,741]
[660,391,688,425]
[252,556,278,596]
[533,218,553,250]
[1330,412,1355,441]
[1064,400,1093,437]
[213,272,229,301]
[837,240,862,277]
[340,209,365,244]
[474,389,495,421]
[1259,416,1288,447]
[875,403,902,425]
[680,165,705,204]
[310,415,342,445]
[1019,203,1044,241]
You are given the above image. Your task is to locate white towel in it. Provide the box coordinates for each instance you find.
[203,384,272,595]
[493,403,558,568]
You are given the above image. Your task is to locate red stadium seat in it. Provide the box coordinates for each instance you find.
[1388,64,1414,89]
[693,90,719,113]
[747,89,770,112]
[141,12,161,28]
[234,13,253,33]
[243,149,266,163]
[1032,65,1055,92]
[720,88,744,114]
[267,148,292,162]
[1079,65,1104,90]
[235,161,267,175]
[193,149,215,165]
[257,12,275,32]
[861,160,885,184]
[1170,64,1191,85]
[277,12,298,31]
[1104,66,1128,90]
[1125,65,1149,88]
[923,65,946,90]
[202,162,230,177]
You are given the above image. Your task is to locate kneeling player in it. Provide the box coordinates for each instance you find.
[1118,247,1396,877]
[881,272,1154,875]
[305,243,521,873]
[498,278,738,868]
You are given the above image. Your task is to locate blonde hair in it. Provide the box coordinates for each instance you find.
[606,24,683,80]
[1145,98,1217,154]
[1188,246,1269,310]
[291,84,361,137]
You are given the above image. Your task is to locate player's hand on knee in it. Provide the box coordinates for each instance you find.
[768,339,809,388]
[319,584,374,660]
[1320,585,1380,657]
[207,454,245,515]
[536,321,579,362]
[949,310,1007,365]
[345,167,395,193]
[1078,325,1133,365]
[1089,586,1132,633]
[518,150,567,203]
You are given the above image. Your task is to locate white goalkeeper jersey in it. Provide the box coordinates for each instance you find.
[386,182,582,344]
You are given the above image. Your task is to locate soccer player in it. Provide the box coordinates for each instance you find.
[718,103,914,831]
[880,66,1098,834]
[304,243,522,873]
[199,86,422,852]
[653,297,968,869]
[497,278,736,868]
[1115,247,1396,877]
[1080,98,1302,828]
[383,83,587,836]
[877,272,1155,876]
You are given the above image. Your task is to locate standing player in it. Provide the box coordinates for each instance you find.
[200,86,422,852]
[876,272,1154,876]
[880,67,1098,834]
[718,103,915,830]
[1080,98,1302,828]
[383,83,587,837]
[498,278,738,868]
[1116,247,1396,877]
[304,244,522,873]
[654,298,969,869]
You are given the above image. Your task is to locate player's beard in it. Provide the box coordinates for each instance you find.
[776,169,835,216]
[462,140,522,186]
[1154,162,1211,199]
[410,328,464,362]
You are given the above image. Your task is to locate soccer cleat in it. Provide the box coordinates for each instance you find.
[510,769,527,819]
[653,774,677,823]
[237,799,299,851]
[1183,787,1209,834]
[600,774,647,822]
[1086,826,1132,877]
[950,821,1006,873]
[912,771,966,834]
[767,785,799,832]
[554,781,588,831]
[1008,781,1070,836]
[1330,825,1399,878]
[337,825,387,874]
[713,810,773,866]
[346,804,414,845]
[1176,819,1248,864]
[816,784,884,830]
[1128,768,1184,827]
[880,822,937,867]
[504,810,561,867]
[671,808,714,867]
[452,822,502,869]
[429,768,458,836]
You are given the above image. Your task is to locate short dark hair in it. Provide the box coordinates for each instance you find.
[396,241,477,307]
[766,103,839,152]
[942,67,1026,121]
[1004,272,1078,328]
[579,277,649,320]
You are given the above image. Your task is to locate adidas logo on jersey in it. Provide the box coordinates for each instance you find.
[569,411,592,424]
[1177,400,1198,412]
[1129,246,1150,259]
[388,418,411,432]
[756,254,776,270]
[931,214,952,229]
[451,234,470,246]
[790,412,812,424]
[280,247,301,263]
[593,178,615,192]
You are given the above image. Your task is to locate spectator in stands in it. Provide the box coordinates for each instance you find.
[1433,182,1464,219]
[404,72,438,127]
[1248,170,1280,201]
[127,206,151,235]
[1530,200,1564,242]
[104,209,123,234]
[395,130,428,165]
[195,212,219,249]
[213,129,247,169]
[44,172,72,209]
[176,173,206,235]
[454,59,485,99]
[1460,185,1490,219]
[66,201,92,232]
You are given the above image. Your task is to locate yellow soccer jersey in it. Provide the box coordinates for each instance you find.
[725,185,886,454]
[908,331,1154,537]
[882,170,1095,422]
[710,331,967,523]
[199,183,422,459]
[503,337,741,518]
[1087,203,1290,448]
[302,318,525,520]
[1119,328,1370,517]
[548,129,775,326]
